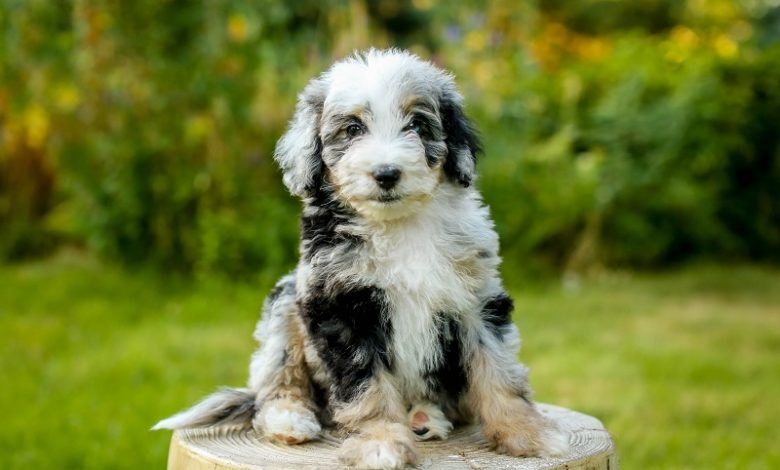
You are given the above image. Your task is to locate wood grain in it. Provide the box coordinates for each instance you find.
[167,403,618,469]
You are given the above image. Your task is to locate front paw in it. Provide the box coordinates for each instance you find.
[538,425,570,457]
[254,397,321,445]
[487,420,569,458]
[339,422,417,470]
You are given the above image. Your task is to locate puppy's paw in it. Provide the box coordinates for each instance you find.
[489,422,569,458]
[491,432,541,458]
[339,422,417,470]
[408,402,453,441]
[538,425,570,457]
[255,398,321,445]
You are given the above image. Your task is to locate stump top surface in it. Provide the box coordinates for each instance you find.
[168,404,617,470]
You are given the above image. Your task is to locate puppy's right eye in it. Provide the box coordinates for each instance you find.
[346,123,364,138]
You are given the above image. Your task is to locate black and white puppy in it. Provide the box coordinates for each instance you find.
[154,49,568,469]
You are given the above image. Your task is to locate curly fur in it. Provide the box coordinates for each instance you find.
[154,49,568,469]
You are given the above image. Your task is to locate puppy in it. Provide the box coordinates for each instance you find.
[154,49,568,469]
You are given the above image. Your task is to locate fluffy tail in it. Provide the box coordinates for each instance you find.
[151,387,256,430]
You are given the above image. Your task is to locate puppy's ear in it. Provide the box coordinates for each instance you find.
[439,88,482,187]
[274,78,327,198]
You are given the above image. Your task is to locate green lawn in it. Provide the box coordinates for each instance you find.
[1,252,778,469]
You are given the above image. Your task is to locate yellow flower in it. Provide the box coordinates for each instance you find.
[665,26,702,63]
[54,84,80,112]
[185,114,212,144]
[227,14,249,43]
[465,30,487,52]
[23,104,50,149]
[411,0,433,10]
[472,60,492,88]
[713,34,737,59]
[671,26,699,50]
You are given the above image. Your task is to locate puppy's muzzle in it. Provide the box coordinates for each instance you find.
[372,165,402,190]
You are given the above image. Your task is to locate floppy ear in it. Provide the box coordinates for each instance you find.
[439,88,482,187]
[274,78,328,198]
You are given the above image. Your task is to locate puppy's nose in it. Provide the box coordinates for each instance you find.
[372,165,401,190]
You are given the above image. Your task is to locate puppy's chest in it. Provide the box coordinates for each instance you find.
[367,229,476,310]
[362,227,480,393]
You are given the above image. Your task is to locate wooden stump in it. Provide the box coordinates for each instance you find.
[167,403,617,469]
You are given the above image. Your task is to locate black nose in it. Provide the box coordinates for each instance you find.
[372,165,401,189]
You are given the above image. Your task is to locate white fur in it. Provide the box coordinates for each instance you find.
[285,56,506,400]
[409,402,453,441]
[332,135,437,221]
[316,51,457,222]
[249,275,295,398]
[301,183,502,400]
[541,426,571,457]
[339,435,411,470]
[359,442,403,469]
[156,50,564,467]
[363,189,499,397]
[151,388,254,430]
[259,404,321,443]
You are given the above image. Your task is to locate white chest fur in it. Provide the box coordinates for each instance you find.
[357,191,500,398]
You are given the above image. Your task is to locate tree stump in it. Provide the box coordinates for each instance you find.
[166,403,617,469]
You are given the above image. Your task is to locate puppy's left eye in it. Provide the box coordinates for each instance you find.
[404,118,425,135]
[346,123,364,138]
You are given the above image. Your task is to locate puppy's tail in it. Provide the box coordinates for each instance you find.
[151,387,256,430]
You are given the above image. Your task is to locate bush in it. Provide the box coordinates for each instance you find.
[441,7,780,272]
[1,1,778,276]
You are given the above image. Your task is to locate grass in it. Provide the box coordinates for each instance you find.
[1,252,778,469]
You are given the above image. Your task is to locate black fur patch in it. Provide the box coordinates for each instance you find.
[422,139,446,168]
[311,379,332,425]
[425,316,467,403]
[424,149,439,167]
[300,284,392,402]
[300,187,363,260]
[480,292,514,339]
[439,95,482,187]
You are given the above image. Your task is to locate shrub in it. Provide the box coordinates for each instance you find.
[1,1,778,276]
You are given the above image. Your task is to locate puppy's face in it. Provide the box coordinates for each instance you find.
[275,50,481,220]
[319,58,449,220]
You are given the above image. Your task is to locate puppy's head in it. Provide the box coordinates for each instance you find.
[275,49,481,220]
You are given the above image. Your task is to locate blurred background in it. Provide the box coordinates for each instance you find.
[1,0,778,468]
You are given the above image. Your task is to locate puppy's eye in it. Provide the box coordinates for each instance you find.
[346,123,364,138]
[404,118,425,135]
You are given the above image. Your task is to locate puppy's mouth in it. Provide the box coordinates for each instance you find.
[375,194,402,203]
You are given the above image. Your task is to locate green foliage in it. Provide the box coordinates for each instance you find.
[539,0,685,34]
[1,1,779,275]
[453,9,780,271]
[711,47,780,260]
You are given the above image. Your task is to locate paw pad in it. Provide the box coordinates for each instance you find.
[408,404,452,441]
